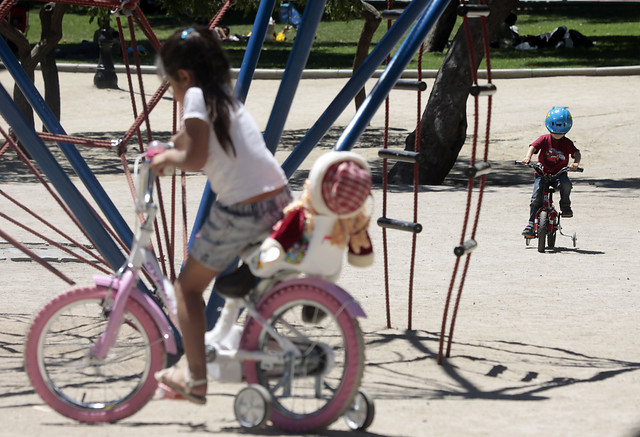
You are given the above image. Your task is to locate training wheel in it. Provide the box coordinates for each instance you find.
[572,232,577,248]
[234,384,272,430]
[344,389,375,431]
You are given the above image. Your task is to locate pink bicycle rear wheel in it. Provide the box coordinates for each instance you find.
[241,281,365,432]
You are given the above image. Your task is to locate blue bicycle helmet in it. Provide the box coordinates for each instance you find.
[545,106,573,134]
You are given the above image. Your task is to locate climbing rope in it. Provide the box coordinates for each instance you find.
[209,0,236,30]
[437,0,494,364]
[381,0,393,330]
[0,227,75,284]
[407,42,424,331]
[378,0,495,349]
[380,0,424,330]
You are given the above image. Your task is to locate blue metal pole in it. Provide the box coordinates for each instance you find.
[263,0,327,154]
[235,0,277,103]
[0,37,134,247]
[0,83,125,270]
[281,0,431,177]
[335,0,450,152]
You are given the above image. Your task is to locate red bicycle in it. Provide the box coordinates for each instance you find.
[516,161,583,253]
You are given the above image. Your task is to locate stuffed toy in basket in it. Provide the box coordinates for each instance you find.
[246,151,373,282]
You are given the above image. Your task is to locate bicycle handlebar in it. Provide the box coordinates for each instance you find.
[133,154,156,213]
[514,160,583,178]
[145,140,175,176]
[133,141,176,212]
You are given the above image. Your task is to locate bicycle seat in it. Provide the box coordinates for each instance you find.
[216,263,257,298]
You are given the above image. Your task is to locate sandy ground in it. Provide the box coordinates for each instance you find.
[0,68,639,437]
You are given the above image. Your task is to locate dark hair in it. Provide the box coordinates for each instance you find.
[160,25,235,156]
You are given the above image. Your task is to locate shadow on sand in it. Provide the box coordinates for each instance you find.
[362,329,640,402]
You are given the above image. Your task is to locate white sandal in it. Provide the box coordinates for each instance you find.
[155,366,207,405]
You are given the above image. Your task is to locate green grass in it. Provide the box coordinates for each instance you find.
[32,3,640,70]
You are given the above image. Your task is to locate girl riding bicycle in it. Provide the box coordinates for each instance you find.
[521,106,581,237]
[150,26,292,404]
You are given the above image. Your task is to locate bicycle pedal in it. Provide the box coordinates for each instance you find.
[524,235,535,239]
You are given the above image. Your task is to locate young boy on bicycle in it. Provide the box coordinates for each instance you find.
[521,106,581,237]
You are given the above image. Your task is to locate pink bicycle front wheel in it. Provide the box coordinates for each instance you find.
[24,286,166,422]
[241,282,365,432]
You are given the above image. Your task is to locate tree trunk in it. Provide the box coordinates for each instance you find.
[389,0,518,185]
[353,1,381,110]
[0,19,34,128]
[0,2,67,130]
[423,0,458,53]
[39,3,68,124]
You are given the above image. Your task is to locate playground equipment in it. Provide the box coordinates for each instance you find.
[372,1,497,367]
[0,0,495,386]
[377,1,427,332]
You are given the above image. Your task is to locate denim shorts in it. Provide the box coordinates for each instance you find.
[191,187,292,272]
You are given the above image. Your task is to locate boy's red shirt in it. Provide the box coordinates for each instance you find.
[531,134,579,175]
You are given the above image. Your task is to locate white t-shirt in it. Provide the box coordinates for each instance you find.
[182,87,287,205]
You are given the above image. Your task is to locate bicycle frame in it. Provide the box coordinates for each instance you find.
[534,176,560,236]
[90,157,178,360]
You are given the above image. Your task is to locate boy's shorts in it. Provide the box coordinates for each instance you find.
[191,187,292,272]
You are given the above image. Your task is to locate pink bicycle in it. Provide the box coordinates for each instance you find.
[24,146,373,432]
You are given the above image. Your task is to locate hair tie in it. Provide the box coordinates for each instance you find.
[181,28,196,40]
